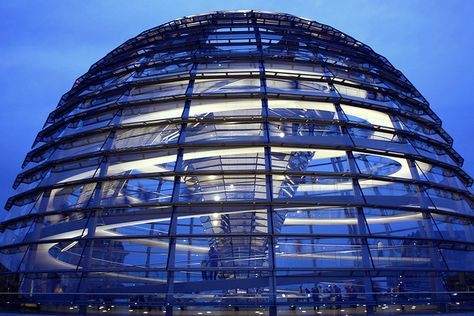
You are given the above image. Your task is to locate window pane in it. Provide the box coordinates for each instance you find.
[175,205,268,235]
[196,61,259,75]
[269,122,348,146]
[188,98,262,118]
[360,180,428,208]
[427,189,474,216]
[431,213,474,243]
[266,79,332,97]
[273,175,355,203]
[184,121,264,143]
[353,152,413,179]
[124,80,188,102]
[271,147,349,173]
[368,238,445,269]
[138,61,192,79]
[105,149,177,176]
[275,206,362,235]
[81,238,169,270]
[193,78,260,94]
[364,208,441,238]
[416,161,467,190]
[440,246,474,271]
[181,147,265,172]
[45,183,96,212]
[179,174,267,202]
[174,237,269,268]
[267,99,337,120]
[274,238,365,268]
[99,177,174,206]
[119,101,184,124]
[341,104,394,128]
[112,124,180,149]
[50,132,108,161]
[95,207,172,237]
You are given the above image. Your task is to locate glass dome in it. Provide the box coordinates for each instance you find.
[1,10,474,315]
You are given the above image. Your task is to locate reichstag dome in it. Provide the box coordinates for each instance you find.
[1,10,474,315]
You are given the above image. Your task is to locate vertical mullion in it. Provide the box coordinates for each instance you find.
[164,58,197,316]
[254,12,277,314]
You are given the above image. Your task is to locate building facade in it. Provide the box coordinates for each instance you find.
[1,10,474,315]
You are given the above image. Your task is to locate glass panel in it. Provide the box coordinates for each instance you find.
[273,175,354,202]
[4,192,44,220]
[179,174,267,202]
[124,80,188,101]
[441,246,474,271]
[188,98,262,118]
[444,271,474,296]
[138,61,193,79]
[112,124,180,149]
[427,189,474,216]
[398,116,446,143]
[193,78,260,94]
[264,61,326,78]
[174,237,269,268]
[15,168,50,195]
[275,206,362,235]
[371,273,443,304]
[360,180,428,208]
[410,138,457,166]
[431,213,474,243]
[334,84,368,99]
[184,121,264,143]
[76,92,122,114]
[211,44,259,55]
[45,183,96,212]
[22,240,86,272]
[368,238,445,269]
[49,132,108,161]
[266,79,332,96]
[175,205,268,235]
[328,65,378,84]
[119,101,184,124]
[80,238,169,270]
[99,177,175,206]
[353,152,413,179]
[23,147,55,170]
[60,110,116,137]
[173,271,270,304]
[196,61,259,75]
[275,272,367,304]
[269,122,346,146]
[19,272,82,300]
[267,99,338,120]
[415,161,467,190]
[39,157,102,186]
[341,104,394,128]
[274,238,365,268]
[82,271,168,305]
[364,208,441,238]
[0,219,33,247]
[271,147,349,173]
[22,211,88,243]
[105,149,177,176]
[348,127,401,142]
[181,147,265,172]
[0,245,28,272]
[95,207,172,237]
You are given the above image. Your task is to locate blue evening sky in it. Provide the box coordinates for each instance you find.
[0,0,473,209]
